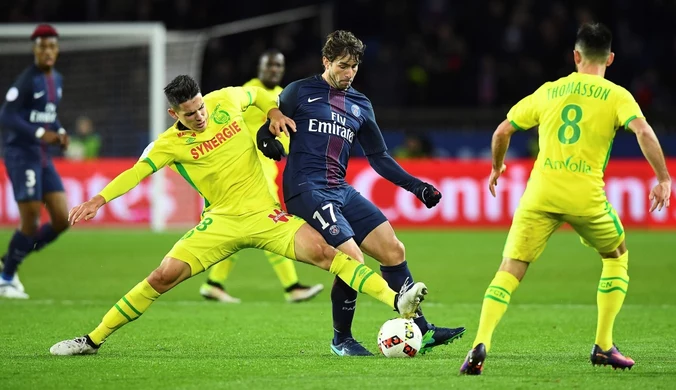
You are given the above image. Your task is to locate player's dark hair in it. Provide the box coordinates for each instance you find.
[321,30,365,63]
[164,75,201,109]
[575,23,612,63]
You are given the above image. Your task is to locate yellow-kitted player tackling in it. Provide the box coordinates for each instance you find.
[49,75,429,356]
[201,50,324,304]
[460,23,672,375]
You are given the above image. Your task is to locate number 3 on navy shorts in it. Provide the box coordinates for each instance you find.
[312,203,337,230]
[25,169,36,188]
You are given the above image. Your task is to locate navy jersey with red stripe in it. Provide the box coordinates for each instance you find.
[280,75,387,201]
[0,65,63,161]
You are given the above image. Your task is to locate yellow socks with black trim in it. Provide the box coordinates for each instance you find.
[595,251,629,351]
[206,254,238,287]
[88,279,161,345]
[473,271,520,352]
[329,251,396,309]
[264,251,299,289]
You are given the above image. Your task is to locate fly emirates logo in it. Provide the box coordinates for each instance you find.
[190,121,242,159]
[308,112,355,143]
[30,102,57,123]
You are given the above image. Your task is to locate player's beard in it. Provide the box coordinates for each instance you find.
[329,71,350,90]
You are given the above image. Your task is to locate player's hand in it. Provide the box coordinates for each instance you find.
[59,134,70,151]
[415,183,442,208]
[268,108,296,137]
[488,164,507,197]
[40,130,61,145]
[649,180,671,212]
[257,138,287,161]
[68,195,106,225]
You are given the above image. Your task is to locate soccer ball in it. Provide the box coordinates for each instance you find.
[377,318,423,358]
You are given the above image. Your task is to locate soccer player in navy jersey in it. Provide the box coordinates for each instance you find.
[0,24,70,299]
[258,30,466,356]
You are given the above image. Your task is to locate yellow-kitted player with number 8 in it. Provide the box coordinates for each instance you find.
[460,23,672,375]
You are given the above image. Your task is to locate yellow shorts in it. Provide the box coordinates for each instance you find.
[166,207,305,275]
[503,204,625,262]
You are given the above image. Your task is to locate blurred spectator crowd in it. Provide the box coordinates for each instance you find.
[2,0,675,110]
[2,0,676,158]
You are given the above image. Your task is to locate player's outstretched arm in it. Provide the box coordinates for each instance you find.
[627,117,671,211]
[365,151,441,208]
[489,119,516,197]
[358,102,442,208]
[68,163,154,225]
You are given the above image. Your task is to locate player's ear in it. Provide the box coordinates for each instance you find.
[322,56,330,70]
[606,52,615,67]
[573,50,582,65]
[167,108,178,121]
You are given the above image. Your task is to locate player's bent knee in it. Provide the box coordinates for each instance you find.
[147,257,192,293]
[296,241,333,270]
[320,244,339,268]
[378,239,405,266]
[391,239,406,263]
[599,240,627,259]
[305,243,335,270]
[52,220,70,233]
[18,204,42,236]
[19,220,40,236]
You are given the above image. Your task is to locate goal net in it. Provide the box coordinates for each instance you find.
[0,5,331,231]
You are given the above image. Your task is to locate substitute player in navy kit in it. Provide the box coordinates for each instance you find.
[0,25,70,299]
[258,30,465,356]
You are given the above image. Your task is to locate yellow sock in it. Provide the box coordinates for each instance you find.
[473,271,520,352]
[264,251,299,289]
[329,251,396,309]
[207,254,238,286]
[595,251,629,351]
[88,279,160,345]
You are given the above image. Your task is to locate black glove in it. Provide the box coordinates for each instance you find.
[257,138,286,161]
[257,125,287,161]
[415,183,442,209]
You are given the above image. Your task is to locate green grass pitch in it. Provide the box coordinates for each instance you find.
[0,229,674,389]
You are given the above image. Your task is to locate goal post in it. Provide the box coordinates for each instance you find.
[0,23,168,231]
[0,4,332,232]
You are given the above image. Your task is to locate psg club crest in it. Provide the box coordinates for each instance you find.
[329,225,340,236]
[351,104,360,117]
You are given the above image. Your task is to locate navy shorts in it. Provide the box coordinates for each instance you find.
[4,158,65,202]
[286,186,388,247]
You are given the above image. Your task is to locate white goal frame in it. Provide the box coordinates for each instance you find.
[0,23,168,231]
[0,7,331,231]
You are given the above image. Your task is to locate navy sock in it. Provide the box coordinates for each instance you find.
[1,230,36,281]
[331,276,357,344]
[381,260,430,333]
[34,223,62,252]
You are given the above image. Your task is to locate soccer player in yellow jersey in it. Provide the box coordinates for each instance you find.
[200,49,324,303]
[460,23,671,375]
[48,75,428,356]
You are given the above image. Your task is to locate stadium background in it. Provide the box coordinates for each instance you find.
[1,2,675,388]
[0,0,675,229]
